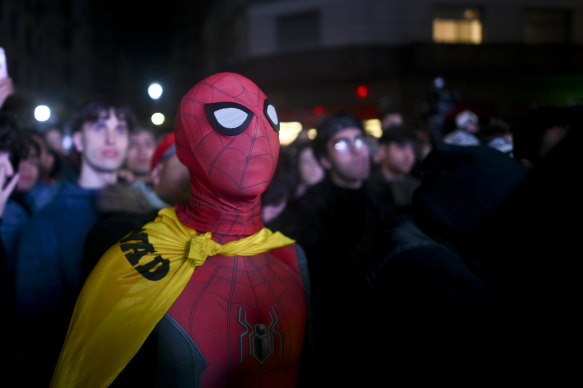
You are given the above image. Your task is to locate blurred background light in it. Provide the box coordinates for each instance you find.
[151,112,165,125]
[364,118,382,138]
[307,128,317,140]
[148,83,163,100]
[279,121,303,145]
[356,85,369,99]
[34,104,51,122]
[434,76,445,89]
[62,135,73,152]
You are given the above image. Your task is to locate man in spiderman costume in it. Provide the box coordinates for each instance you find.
[50,73,310,388]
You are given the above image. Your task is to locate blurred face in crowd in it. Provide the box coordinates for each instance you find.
[321,128,370,189]
[45,127,64,154]
[32,134,54,180]
[464,121,479,133]
[126,130,156,178]
[16,145,40,192]
[151,154,191,205]
[381,141,416,178]
[298,146,324,186]
[74,108,129,174]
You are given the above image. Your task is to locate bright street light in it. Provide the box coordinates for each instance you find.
[148,83,163,100]
[34,105,51,122]
[151,112,165,126]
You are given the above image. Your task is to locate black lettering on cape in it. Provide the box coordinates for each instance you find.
[120,228,169,281]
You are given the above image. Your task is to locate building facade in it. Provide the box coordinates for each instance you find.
[199,0,583,129]
[3,0,583,132]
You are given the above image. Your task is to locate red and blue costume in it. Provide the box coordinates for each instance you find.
[51,73,309,388]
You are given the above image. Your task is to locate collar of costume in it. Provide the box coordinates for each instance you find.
[175,180,263,239]
[50,207,294,388]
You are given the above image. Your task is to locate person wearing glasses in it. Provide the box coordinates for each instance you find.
[274,110,395,386]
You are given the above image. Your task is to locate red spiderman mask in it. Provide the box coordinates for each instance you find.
[174,72,280,241]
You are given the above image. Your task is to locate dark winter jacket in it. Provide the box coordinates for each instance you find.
[13,180,100,386]
[15,180,100,317]
[357,143,529,385]
[82,182,160,281]
[270,176,395,386]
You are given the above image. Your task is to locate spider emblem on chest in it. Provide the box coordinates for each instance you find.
[238,305,283,363]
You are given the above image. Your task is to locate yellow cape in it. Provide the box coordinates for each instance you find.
[50,207,294,388]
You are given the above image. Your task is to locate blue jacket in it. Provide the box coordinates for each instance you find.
[15,181,99,317]
[1,200,30,278]
[1,181,60,281]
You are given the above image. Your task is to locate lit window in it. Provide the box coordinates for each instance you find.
[433,7,482,44]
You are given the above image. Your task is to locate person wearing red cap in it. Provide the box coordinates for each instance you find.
[52,73,309,388]
[149,132,190,207]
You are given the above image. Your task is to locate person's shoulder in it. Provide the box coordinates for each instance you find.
[363,181,397,213]
[3,199,29,219]
[367,167,385,186]
[301,178,329,196]
[286,180,327,211]
[25,182,94,224]
[47,180,86,200]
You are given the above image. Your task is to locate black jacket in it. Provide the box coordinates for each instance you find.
[358,143,529,385]
[270,177,395,385]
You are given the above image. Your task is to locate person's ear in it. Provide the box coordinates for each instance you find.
[150,163,162,186]
[72,131,84,153]
[319,155,332,170]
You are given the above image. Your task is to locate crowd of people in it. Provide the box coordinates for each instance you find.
[0,70,577,386]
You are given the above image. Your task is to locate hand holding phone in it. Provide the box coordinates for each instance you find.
[0,47,13,108]
[0,151,19,217]
[0,47,8,79]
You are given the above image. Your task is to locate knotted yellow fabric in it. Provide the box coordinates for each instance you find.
[50,207,294,388]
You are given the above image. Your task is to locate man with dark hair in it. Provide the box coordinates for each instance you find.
[369,125,421,208]
[276,110,394,385]
[282,111,393,250]
[118,126,157,184]
[14,96,136,386]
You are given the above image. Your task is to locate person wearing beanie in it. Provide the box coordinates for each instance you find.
[149,132,191,208]
[443,109,481,146]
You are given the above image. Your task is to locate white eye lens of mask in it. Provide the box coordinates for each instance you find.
[266,104,278,125]
[355,137,365,148]
[214,108,249,129]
